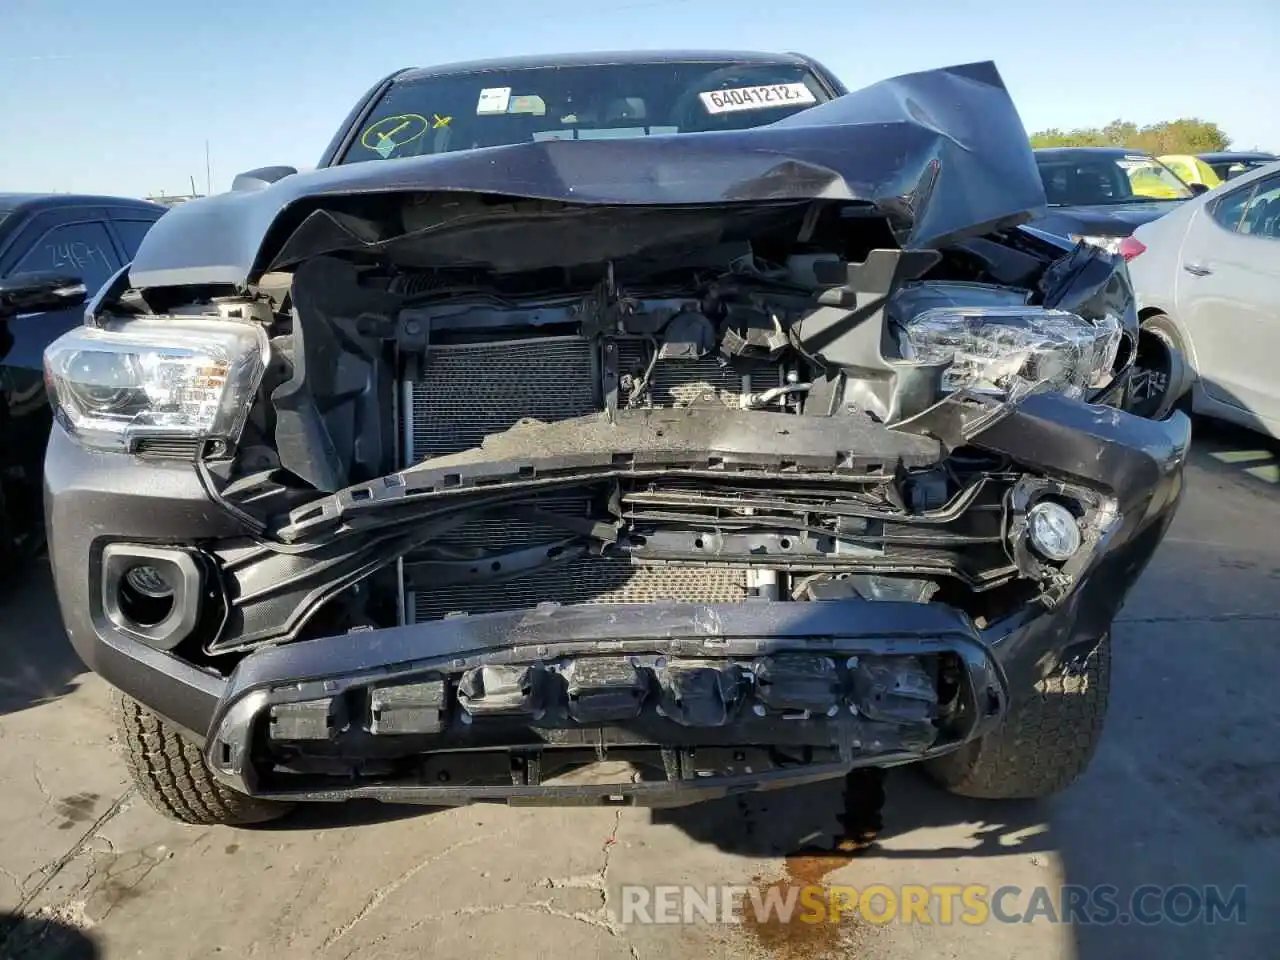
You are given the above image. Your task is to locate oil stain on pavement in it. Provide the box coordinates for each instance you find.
[742,849,869,960]
[53,794,100,830]
[740,770,886,959]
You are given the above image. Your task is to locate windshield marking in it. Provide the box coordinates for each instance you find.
[360,114,429,158]
[699,82,816,114]
[476,87,512,115]
[508,95,547,116]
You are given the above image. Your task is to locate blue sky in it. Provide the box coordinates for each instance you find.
[1,0,1275,198]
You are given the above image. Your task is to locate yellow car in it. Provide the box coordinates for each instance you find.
[1159,154,1223,190]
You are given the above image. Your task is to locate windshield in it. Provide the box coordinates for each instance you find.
[337,61,830,164]
[1037,154,1194,205]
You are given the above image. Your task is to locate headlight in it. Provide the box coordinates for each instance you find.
[898,305,1122,400]
[43,316,268,453]
[1069,234,1124,255]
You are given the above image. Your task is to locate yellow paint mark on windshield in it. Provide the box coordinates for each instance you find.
[432,113,451,128]
[360,114,429,157]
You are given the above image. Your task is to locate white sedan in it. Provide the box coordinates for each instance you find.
[1128,159,1280,437]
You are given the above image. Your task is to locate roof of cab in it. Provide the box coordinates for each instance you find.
[395,49,818,83]
[0,193,167,216]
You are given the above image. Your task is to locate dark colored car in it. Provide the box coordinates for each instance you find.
[1197,151,1279,182]
[0,194,166,573]
[42,54,1189,827]
[1031,147,1203,255]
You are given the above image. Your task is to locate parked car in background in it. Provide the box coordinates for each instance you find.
[1127,160,1280,435]
[1197,151,1278,182]
[1031,147,1202,253]
[0,194,166,573]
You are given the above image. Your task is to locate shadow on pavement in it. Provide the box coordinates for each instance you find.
[653,766,1054,861]
[0,565,86,719]
[1189,412,1280,453]
[0,911,100,960]
[252,798,447,831]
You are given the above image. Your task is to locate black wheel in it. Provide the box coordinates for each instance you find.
[925,634,1111,800]
[114,691,292,826]
[1129,313,1193,420]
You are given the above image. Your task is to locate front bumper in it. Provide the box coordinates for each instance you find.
[206,600,1007,806]
[46,393,1191,805]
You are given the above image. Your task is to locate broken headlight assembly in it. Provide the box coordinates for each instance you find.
[897,305,1122,401]
[1069,234,1125,255]
[1070,235,1147,263]
[43,316,267,453]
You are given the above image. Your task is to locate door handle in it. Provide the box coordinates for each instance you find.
[1183,262,1213,276]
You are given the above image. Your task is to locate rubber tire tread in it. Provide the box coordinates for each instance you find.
[924,635,1111,799]
[114,690,291,826]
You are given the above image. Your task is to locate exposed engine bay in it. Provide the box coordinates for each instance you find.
[101,194,1135,660]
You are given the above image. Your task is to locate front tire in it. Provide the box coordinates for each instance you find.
[114,691,292,826]
[925,634,1111,799]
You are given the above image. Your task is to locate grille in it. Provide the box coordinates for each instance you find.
[411,556,749,622]
[615,339,783,408]
[408,336,598,460]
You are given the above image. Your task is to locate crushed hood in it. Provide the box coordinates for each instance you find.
[127,60,1047,289]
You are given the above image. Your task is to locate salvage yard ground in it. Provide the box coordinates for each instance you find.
[2,419,1278,960]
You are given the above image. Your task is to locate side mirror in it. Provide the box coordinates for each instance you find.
[0,271,87,317]
[1190,183,1210,196]
[231,165,298,192]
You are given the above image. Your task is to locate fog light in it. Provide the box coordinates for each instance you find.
[101,544,204,649]
[1026,501,1082,561]
[118,565,177,627]
[124,564,174,599]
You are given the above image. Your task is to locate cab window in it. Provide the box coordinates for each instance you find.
[13,220,121,293]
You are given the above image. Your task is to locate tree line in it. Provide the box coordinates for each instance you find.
[1029,119,1231,155]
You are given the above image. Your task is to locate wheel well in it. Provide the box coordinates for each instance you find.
[1138,306,1196,370]
[1134,307,1196,413]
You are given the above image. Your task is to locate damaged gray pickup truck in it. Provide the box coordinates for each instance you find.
[42,52,1190,826]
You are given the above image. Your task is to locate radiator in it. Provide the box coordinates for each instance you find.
[401,335,753,624]
[406,336,599,461]
[412,556,749,622]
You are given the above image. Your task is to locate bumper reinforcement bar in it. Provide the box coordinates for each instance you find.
[203,599,1009,806]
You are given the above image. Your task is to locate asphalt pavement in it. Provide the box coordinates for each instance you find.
[1,417,1277,960]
